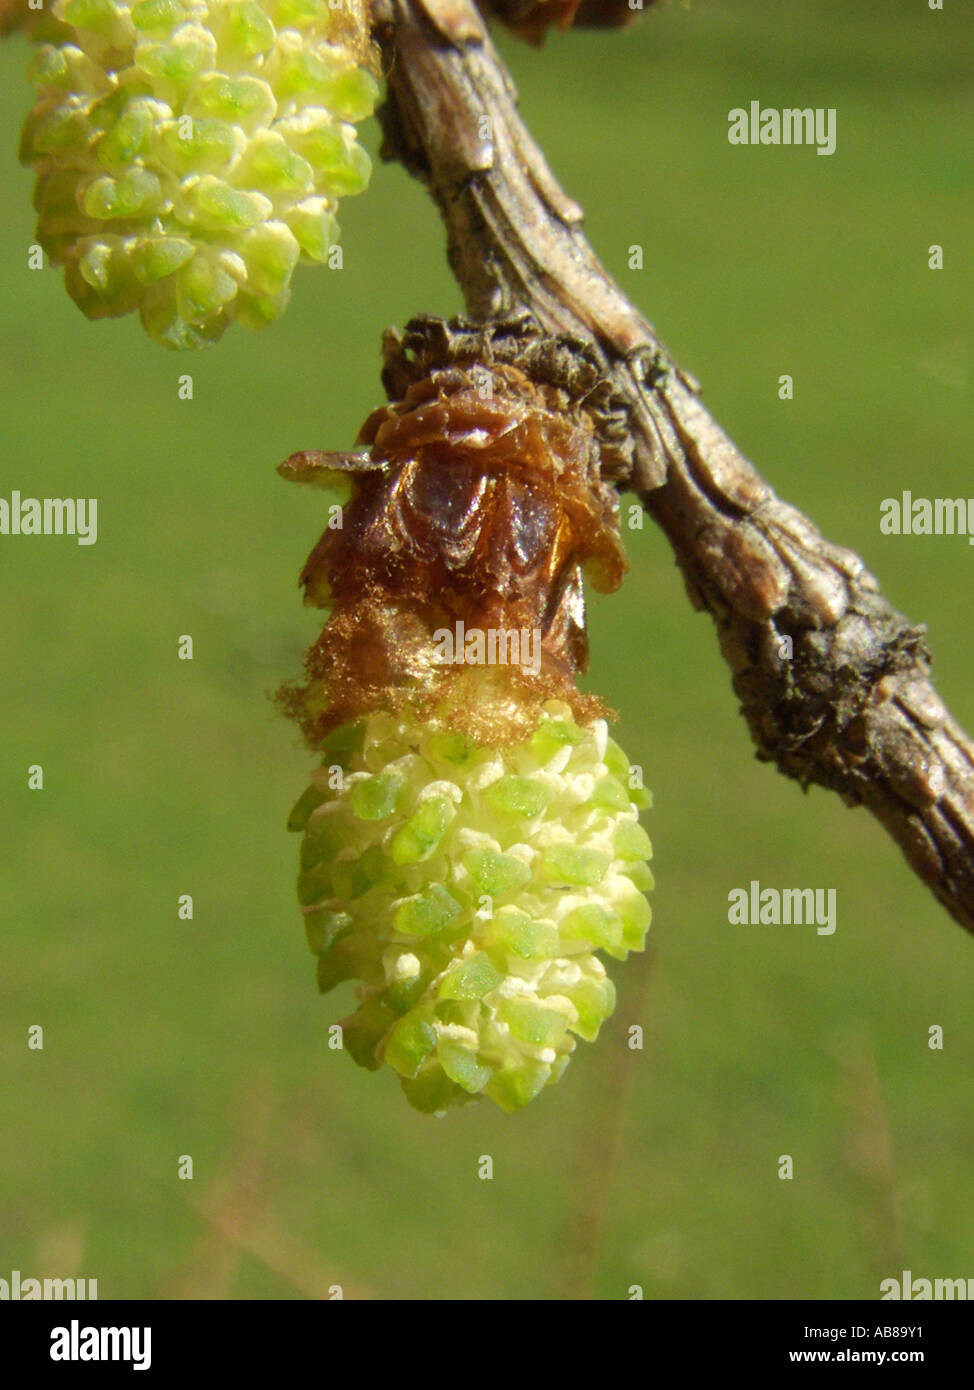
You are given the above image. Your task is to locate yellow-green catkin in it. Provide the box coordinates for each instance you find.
[289,701,653,1113]
[21,0,376,347]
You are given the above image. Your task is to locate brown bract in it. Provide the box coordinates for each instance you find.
[0,0,28,34]
[279,352,627,745]
[476,0,648,46]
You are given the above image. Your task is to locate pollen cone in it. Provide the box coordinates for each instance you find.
[20,0,377,347]
[282,316,654,1112]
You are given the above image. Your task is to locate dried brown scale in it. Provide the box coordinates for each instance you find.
[279,341,628,745]
[0,0,27,35]
[379,313,636,478]
[477,0,653,46]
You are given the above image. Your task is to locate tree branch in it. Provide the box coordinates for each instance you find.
[372,0,974,935]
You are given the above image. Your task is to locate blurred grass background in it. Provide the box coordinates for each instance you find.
[1,0,973,1300]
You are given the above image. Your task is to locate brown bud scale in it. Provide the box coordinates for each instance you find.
[279,316,629,745]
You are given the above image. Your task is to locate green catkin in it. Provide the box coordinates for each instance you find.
[20,0,376,347]
[289,700,653,1113]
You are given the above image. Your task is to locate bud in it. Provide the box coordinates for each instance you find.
[281,316,653,1113]
[20,0,377,347]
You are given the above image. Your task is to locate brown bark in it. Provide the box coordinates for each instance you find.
[372,0,974,934]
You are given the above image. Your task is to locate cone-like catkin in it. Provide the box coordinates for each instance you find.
[20,0,376,347]
[289,703,652,1112]
[281,317,653,1113]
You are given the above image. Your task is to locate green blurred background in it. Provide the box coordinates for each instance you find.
[2,0,972,1300]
